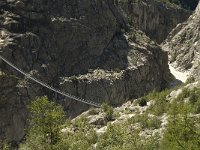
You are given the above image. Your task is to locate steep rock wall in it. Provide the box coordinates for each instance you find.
[0,74,44,145]
[59,30,169,115]
[162,2,200,79]
[118,0,191,43]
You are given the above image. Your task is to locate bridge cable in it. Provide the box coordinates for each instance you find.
[0,55,100,107]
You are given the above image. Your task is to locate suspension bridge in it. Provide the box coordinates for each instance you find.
[0,55,101,107]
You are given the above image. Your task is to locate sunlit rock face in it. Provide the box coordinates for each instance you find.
[162,2,200,80]
[118,0,191,43]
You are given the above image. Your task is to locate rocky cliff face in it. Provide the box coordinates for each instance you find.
[118,0,191,43]
[0,0,127,77]
[162,2,200,80]
[59,30,169,115]
[0,75,39,144]
[0,0,170,143]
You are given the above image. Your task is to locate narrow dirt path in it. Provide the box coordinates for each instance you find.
[169,64,189,83]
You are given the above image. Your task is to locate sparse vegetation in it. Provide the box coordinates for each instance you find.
[161,114,200,150]
[0,140,10,150]
[185,76,195,84]
[17,85,200,150]
[129,113,162,129]
[73,115,89,130]
[101,103,114,121]
[137,97,147,107]
[168,87,200,115]
[88,107,99,115]
[96,123,160,150]
[60,122,97,150]
[146,89,170,116]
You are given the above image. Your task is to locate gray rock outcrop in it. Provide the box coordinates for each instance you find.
[118,0,191,43]
[59,30,170,115]
[162,2,200,80]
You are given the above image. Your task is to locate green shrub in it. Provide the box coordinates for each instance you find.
[189,88,200,114]
[96,122,160,150]
[129,113,162,129]
[193,100,200,114]
[113,111,120,118]
[96,123,126,150]
[137,97,147,107]
[20,96,65,150]
[88,107,99,115]
[0,140,10,150]
[147,89,170,116]
[169,87,200,115]
[73,115,89,131]
[177,88,190,100]
[185,76,195,84]
[101,103,114,121]
[161,114,200,150]
[168,100,185,116]
[145,89,159,100]
[60,128,97,150]
[189,89,198,104]
[147,116,162,129]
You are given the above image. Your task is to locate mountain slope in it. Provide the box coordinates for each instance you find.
[0,0,170,143]
[162,2,200,80]
[18,80,200,149]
